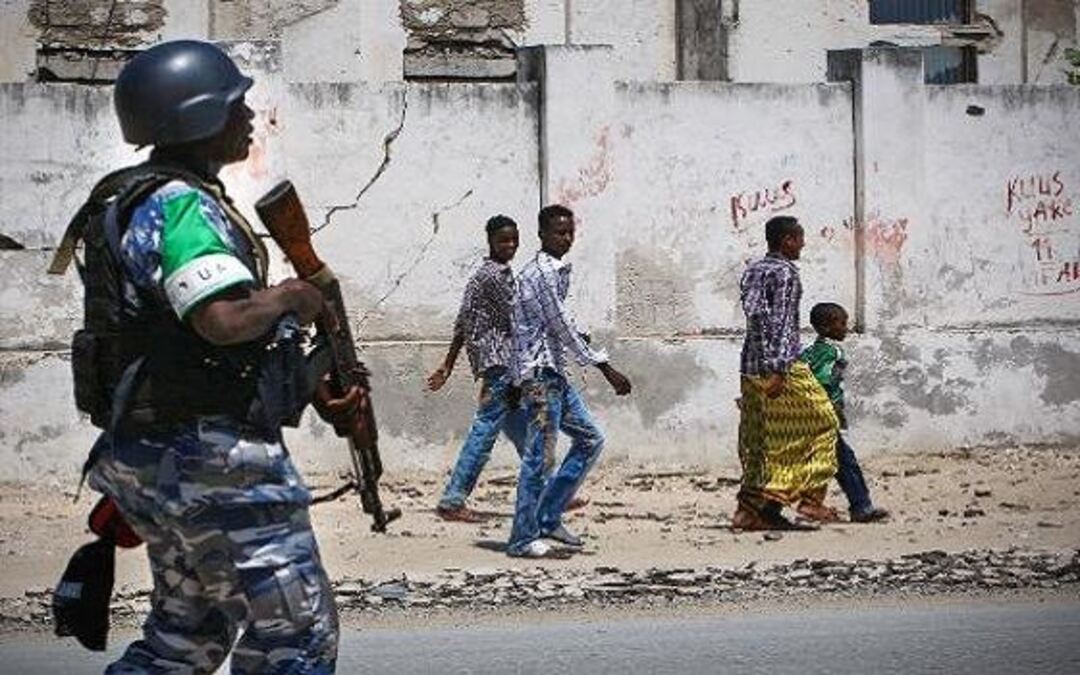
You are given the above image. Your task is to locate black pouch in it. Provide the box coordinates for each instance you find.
[71,329,106,426]
[52,538,116,651]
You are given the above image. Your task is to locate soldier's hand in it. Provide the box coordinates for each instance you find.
[313,376,363,437]
[277,278,323,324]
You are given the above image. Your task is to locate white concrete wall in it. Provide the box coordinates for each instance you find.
[0,76,540,481]
[4,1,1079,86]
[840,47,1080,452]
[727,0,876,83]
[282,0,406,84]
[0,0,36,82]
[726,0,1080,85]
[0,44,1078,484]
[568,0,678,80]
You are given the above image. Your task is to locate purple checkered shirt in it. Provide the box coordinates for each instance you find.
[739,253,803,376]
[453,258,516,378]
[511,251,608,382]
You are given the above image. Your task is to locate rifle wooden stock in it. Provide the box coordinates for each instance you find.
[255,180,401,533]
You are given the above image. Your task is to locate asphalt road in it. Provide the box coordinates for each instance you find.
[2,600,1078,674]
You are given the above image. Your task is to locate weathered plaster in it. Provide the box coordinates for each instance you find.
[400,0,526,75]
[282,0,406,83]
[28,0,168,48]
[0,1,38,82]
[0,45,1078,483]
[210,0,338,39]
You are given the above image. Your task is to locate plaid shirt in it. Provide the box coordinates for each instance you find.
[511,251,608,381]
[740,253,802,376]
[453,258,516,378]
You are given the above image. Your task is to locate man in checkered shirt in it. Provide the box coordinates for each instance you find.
[506,205,632,558]
[428,216,527,522]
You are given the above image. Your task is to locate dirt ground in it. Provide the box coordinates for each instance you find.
[0,445,1078,602]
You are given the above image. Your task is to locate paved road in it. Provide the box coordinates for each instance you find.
[2,600,1078,674]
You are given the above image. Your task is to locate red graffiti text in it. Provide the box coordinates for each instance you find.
[729,179,796,231]
[1007,171,1080,296]
[1006,171,1073,234]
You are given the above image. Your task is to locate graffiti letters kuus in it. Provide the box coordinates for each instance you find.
[729,179,796,231]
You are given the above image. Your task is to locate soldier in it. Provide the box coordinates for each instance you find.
[57,40,355,673]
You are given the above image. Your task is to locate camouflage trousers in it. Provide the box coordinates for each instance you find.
[88,417,339,674]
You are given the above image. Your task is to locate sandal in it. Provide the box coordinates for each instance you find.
[435,505,489,523]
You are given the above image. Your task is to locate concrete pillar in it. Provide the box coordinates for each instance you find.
[517,44,618,331]
[675,0,728,80]
[828,47,927,333]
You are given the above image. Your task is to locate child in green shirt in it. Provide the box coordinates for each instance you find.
[801,303,889,523]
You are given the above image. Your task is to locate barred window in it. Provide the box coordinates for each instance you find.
[869,0,977,84]
[870,0,970,25]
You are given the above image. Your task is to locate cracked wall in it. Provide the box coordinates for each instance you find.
[0,76,540,479]
[1,45,1079,482]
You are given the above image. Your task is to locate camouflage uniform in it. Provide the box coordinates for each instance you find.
[88,180,338,674]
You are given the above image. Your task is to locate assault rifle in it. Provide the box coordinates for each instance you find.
[255,181,401,533]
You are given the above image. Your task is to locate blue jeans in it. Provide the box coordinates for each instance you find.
[837,434,874,515]
[438,367,527,510]
[507,369,604,554]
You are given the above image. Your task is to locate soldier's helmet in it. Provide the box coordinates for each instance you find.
[114,40,252,148]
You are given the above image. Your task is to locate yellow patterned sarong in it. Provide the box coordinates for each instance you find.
[738,361,838,507]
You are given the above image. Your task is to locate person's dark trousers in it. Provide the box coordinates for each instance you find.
[836,434,874,515]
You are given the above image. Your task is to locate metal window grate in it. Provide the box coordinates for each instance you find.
[924,45,977,83]
[869,0,970,25]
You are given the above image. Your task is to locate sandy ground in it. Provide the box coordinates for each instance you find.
[0,445,1077,604]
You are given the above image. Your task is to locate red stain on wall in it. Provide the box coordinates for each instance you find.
[862,215,909,264]
[555,126,612,205]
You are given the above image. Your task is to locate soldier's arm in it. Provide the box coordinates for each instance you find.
[189,280,322,346]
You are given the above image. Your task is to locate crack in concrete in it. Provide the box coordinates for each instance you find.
[312,93,409,235]
[355,188,475,332]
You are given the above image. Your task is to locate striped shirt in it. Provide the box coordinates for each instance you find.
[739,253,803,376]
[453,258,516,377]
[511,251,608,381]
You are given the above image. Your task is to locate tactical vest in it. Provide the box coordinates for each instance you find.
[50,162,279,435]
